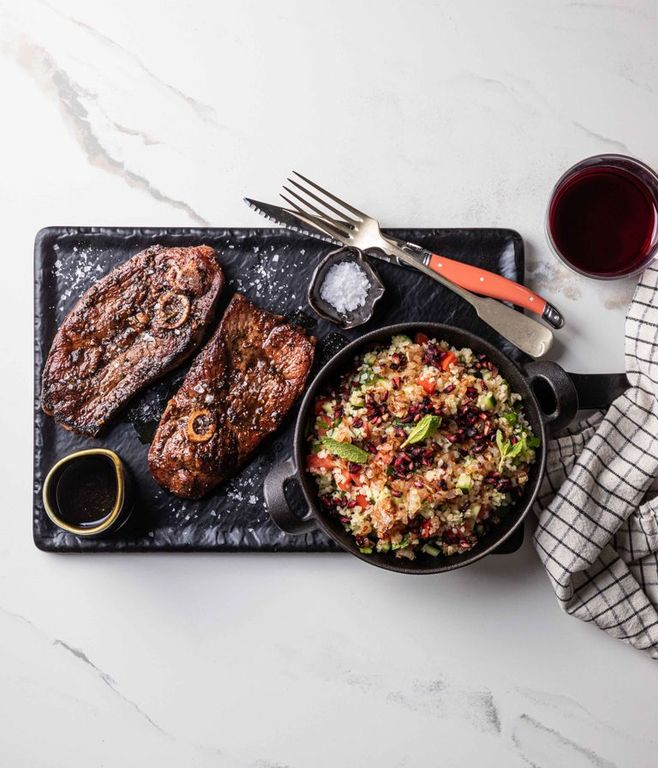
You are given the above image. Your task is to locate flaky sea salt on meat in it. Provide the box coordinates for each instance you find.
[320,261,370,314]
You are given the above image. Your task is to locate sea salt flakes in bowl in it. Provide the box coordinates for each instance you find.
[307,246,385,329]
[320,261,370,314]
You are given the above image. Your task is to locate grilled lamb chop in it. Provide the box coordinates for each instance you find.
[41,244,224,436]
[148,293,315,498]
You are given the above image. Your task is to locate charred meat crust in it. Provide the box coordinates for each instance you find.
[148,293,316,499]
[41,244,224,436]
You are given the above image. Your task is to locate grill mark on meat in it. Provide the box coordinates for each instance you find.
[148,293,316,498]
[41,244,224,436]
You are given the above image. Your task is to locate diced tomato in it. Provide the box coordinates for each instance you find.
[418,377,436,395]
[337,472,361,490]
[356,494,369,509]
[306,455,334,471]
[440,351,457,370]
[415,332,429,344]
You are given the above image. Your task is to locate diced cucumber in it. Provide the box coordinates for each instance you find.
[456,473,473,492]
[469,503,481,519]
[391,537,410,551]
[376,540,391,553]
[392,334,412,346]
[478,392,496,411]
[504,411,518,425]
[481,369,492,381]
[359,546,373,554]
[349,391,365,407]
[421,544,440,557]
[322,402,333,415]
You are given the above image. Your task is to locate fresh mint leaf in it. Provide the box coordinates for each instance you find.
[401,414,442,448]
[321,437,369,464]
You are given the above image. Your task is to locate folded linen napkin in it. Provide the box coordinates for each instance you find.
[534,263,658,658]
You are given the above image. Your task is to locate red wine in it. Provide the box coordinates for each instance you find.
[548,166,657,277]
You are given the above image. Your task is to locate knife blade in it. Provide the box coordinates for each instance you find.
[244,198,342,246]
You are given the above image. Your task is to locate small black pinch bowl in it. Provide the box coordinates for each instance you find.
[307,246,385,329]
[264,322,629,574]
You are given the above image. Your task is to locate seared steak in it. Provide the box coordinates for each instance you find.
[41,244,224,436]
[148,293,315,498]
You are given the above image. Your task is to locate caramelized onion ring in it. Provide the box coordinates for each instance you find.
[156,291,190,329]
[186,409,216,442]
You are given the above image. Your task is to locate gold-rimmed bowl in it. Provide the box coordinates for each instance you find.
[42,448,134,537]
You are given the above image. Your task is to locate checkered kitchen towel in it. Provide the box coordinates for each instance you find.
[534,262,658,658]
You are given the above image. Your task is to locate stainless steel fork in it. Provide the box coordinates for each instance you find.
[280,171,554,358]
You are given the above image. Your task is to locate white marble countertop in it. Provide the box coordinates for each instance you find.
[2,0,657,765]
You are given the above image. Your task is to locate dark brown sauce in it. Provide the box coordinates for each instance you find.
[55,455,118,527]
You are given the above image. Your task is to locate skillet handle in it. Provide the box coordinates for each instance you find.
[264,456,317,535]
[567,372,629,410]
[524,361,578,432]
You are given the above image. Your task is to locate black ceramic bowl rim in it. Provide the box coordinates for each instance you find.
[291,323,548,574]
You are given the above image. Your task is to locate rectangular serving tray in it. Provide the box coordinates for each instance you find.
[34,226,525,553]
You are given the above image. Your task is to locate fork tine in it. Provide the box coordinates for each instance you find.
[286,178,358,224]
[279,194,352,241]
[282,185,336,222]
[281,187,353,238]
[285,197,353,237]
[291,171,365,220]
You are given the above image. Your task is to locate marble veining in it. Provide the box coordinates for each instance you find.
[512,715,616,768]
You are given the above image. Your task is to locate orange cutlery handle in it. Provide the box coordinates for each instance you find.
[427,253,564,329]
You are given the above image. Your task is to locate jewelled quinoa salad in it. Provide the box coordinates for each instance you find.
[305,334,540,559]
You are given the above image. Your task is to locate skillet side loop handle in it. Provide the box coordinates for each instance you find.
[264,456,317,535]
[524,361,578,432]
[566,372,630,410]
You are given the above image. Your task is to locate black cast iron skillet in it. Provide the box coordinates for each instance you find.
[264,323,628,574]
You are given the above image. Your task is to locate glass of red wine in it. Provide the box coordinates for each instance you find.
[546,154,658,279]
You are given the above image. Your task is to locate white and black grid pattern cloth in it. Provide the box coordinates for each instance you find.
[534,262,658,658]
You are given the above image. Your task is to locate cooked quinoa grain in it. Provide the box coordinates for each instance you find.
[305,334,540,559]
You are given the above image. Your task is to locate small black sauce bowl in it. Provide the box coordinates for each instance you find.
[307,246,385,329]
[42,448,134,537]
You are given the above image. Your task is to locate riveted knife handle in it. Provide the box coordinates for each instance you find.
[422,252,564,329]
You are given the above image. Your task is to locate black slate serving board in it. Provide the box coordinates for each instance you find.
[34,226,524,552]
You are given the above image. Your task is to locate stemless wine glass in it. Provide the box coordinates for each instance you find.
[545,154,658,280]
